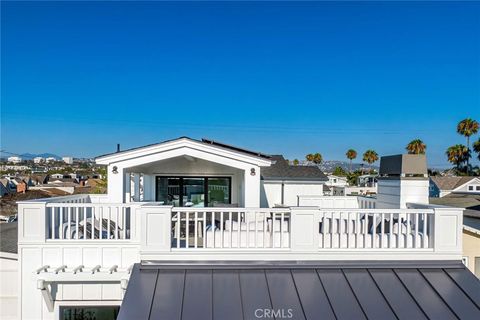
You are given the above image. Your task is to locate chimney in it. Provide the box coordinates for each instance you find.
[117,144,120,153]
[376,154,429,209]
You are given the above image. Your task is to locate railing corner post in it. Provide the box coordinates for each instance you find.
[432,207,463,256]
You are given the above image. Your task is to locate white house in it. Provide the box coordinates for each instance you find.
[45,157,57,163]
[430,176,480,197]
[325,175,348,187]
[62,157,73,165]
[7,156,22,164]
[11,139,480,320]
[34,157,45,164]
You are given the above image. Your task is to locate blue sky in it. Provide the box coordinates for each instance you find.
[1,1,479,168]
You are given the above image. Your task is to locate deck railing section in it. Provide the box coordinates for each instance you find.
[318,209,433,249]
[45,203,133,240]
[18,195,463,259]
[170,208,290,249]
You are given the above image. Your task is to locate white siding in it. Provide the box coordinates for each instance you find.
[260,181,324,207]
[0,255,17,320]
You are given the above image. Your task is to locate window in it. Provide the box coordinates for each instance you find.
[476,186,480,191]
[60,306,119,320]
[156,176,231,207]
[469,186,474,191]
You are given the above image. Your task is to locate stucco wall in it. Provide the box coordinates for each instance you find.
[0,254,17,320]
[463,229,480,277]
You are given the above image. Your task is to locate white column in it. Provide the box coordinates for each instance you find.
[290,207,320,252]
[107,165,125,203]
[244,165,260,207]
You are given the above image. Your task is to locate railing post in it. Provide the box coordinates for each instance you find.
[290,207,319,252]
[432,207,463,255]
[17,201,47,243]
[140,205,173,253]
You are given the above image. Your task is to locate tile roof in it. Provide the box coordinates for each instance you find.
[118,261,480,320]
[0,222,17,254]
[261,155,328,181]
[430,176,477,191]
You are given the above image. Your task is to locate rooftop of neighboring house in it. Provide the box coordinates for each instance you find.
[430,176,478,191]
[0,221,17,254]
[261,155,328,181]
[430,193,480,218]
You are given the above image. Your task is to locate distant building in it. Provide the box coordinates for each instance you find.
[62,156,74,164]
[45,157,56,163]
[0,179,12,197]
[429,176,480,197]
[357,174,378,187]
[7,156,22,164]
[0,165,30,171]
[33,157,44,164]
[325,175,349,187]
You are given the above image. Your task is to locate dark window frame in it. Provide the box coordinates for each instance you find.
[59,305,119,320]
[155,176,232,207]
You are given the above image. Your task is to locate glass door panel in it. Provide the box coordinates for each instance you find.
[207,177,230,207]
[156,177,181,206]
[182,178,205,207]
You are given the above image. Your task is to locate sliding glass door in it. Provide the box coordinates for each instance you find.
[156,176,231,207]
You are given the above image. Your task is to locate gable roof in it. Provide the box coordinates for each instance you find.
[430,176,478,191]
[261,155,328,181]
[118,261,480,320]
[96,137,271,162]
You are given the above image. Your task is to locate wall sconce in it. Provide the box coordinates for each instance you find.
[112,166,118,174]
[250,168,256,176]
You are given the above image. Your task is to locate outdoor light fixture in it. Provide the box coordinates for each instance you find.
[112,166,118,174]
[250,168,256,176]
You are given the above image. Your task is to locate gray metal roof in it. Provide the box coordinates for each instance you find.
[0,222,17,254]
[261,155,328,181]
[118,261,480,320]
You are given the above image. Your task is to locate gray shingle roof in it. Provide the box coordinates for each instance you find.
[430,176,477,191]
[118,261,480,320]
[261,155,328,181]
[0,222,17,254]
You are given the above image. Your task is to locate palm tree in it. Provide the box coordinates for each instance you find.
[346,149,357,172]
[406,139,427,154]
[457,118,479,174]
[473,138,480,161]
[362,150,379,167]
[446,144,469,170]
[312,153,323,164]
[305,154,314,163]
[293,159,299,166]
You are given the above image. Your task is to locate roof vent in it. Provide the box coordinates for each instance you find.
[117,144,121,153]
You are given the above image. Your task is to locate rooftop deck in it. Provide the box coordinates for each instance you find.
[17,194,463,263]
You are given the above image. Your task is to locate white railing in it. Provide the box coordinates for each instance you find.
[358,196,377,209]
[171,208,290,249]
[318,209,432,249]
[45,203,133,240]
[17,195,464,260]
